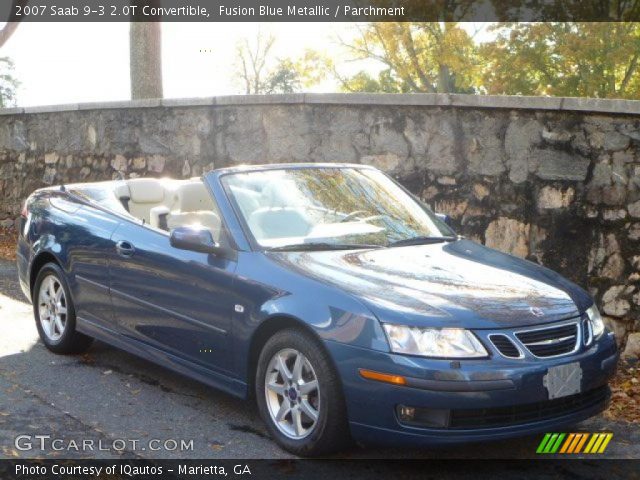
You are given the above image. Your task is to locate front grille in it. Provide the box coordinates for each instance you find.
[448,386,609,429]
[489,334,521,358]
[515,322,578,358]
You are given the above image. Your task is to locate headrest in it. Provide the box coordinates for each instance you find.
[174,182,213,212]
[127,178,165,203]
[113,183,131,199]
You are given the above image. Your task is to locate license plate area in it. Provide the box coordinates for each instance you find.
[543,362,582,399]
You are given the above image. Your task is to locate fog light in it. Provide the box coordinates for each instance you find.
[398,405,416,421]
[396,405,450,428]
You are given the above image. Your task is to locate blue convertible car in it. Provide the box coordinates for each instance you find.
[17,163,617,456]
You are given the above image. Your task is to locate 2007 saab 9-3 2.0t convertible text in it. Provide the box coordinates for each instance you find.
[17,163,617,456]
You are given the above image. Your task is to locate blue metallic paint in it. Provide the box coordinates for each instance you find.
[17,164,617,448]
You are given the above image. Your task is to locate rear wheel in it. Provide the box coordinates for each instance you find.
[33,263,93,354]
[256,328,350,456]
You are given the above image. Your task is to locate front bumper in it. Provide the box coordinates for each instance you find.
[325,331,617,447]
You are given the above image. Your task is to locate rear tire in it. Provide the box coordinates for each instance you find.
[33,263,93,354]
[255,328,351,457]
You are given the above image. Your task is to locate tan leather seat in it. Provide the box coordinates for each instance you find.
[173,182,215,212]
[113,182,131,202]
[166,182,221,241]
[127,178,169,223]
[149,205,170,229]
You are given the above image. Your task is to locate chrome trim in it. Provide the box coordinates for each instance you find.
[488,333,525,359]
[513,320,581,359]
[525,335,575,346]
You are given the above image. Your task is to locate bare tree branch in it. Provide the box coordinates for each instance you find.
[620,52,639,94]
[235,30,276,94]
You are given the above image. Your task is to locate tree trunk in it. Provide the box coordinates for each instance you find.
[0,1,30,48]
[130,22,163,99]
[437,65,452,93]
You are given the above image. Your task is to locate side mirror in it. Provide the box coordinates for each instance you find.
[170,226,220,254]
[435,213,452,226]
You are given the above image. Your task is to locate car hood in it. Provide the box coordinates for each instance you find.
[267,239,591,329]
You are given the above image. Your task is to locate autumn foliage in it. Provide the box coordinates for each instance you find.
[337,22,640,100]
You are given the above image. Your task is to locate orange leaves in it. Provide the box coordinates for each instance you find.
[604,361,640,423]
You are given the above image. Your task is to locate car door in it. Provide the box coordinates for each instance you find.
[108,220,237,374]
[61,200,121,332]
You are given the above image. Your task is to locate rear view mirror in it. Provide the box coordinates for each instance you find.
[170,226,219,254]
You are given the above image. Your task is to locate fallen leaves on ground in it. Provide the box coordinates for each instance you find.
[1,446,20,458]
[604,359,639,424]
[79,353,95,365]
[211,442,224,452]
[0,228,16,261]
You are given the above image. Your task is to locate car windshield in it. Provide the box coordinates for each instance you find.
[221,167,455,249]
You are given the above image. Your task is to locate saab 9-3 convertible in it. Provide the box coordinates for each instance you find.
[17,163,617,456]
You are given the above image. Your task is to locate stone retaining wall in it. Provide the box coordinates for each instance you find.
[1,93,639,345]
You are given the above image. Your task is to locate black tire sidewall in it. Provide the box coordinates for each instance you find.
[255,328,348,456]
[33,263,80,351]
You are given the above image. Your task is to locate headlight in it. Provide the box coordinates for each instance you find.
[586,304,605,338]
[382,324,488,358]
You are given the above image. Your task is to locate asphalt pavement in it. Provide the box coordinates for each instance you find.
[0,259,637,467]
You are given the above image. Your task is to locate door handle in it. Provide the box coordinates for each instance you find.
[115,240,135,257]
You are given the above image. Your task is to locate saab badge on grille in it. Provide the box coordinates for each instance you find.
[530,307,544,317]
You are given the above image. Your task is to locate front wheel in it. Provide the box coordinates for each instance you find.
[33,263,93,354]
[255,328,351,456]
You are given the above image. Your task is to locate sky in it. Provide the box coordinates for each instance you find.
[1,22,491,107]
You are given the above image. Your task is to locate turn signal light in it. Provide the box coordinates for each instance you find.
[359,369,407,386]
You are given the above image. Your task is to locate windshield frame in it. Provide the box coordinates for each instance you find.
[217,164,456,252]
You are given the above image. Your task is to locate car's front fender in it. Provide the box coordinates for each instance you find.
[231,252,389,383]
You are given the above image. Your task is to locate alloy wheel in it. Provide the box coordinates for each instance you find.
[264,348,320,440]
[37,274,68,341]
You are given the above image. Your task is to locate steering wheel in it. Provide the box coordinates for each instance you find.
[340,210,369,222]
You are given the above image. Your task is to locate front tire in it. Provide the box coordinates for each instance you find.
[255,328,350,456]
[33,263,93,354]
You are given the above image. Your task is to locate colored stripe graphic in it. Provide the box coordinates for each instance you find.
[574,433,589,453]
[559,433,575,453]
[537,433,613,454]
[568,433,584,453]
[544,433,559,453]
[597,433,613,453]
[550,433,565,453]
[536,433,552,453]
[584,433,599,453]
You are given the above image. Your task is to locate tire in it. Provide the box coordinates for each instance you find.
[255,328,351,457]
[33,262,93,354]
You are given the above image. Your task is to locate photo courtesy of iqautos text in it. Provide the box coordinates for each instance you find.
[0,1,638,479]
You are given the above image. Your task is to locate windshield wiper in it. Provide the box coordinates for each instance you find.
[388,236,457,247]
[267,242,383,252]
